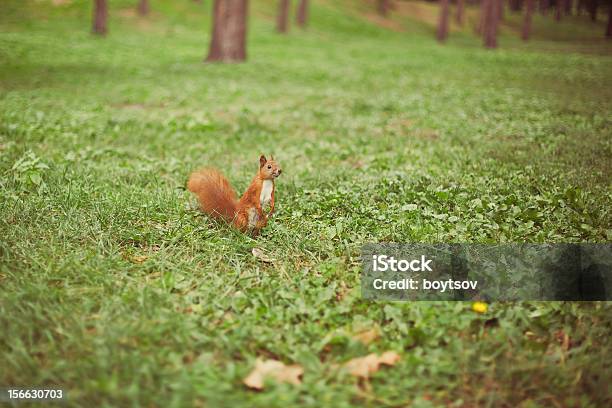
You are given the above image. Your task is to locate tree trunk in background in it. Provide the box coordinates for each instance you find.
[509,0,522,11]
[565,0,573,14]
[456,0,465,25]
[296,0,309,28]
[437,0,450,42]
[540,0,549,14]
[92,0,107,35]
[555,0,563,20]
[138,0,149,16]
[277,0,290,33]
[477,0,486,34]
[607,4,612,37]
[377,0,390,17]
[206,0,248,62]
[483,0,500,48]
[498,0,505,20]
[522,0,534,40]
[589,0,598,21]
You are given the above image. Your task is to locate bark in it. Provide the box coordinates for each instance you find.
[607,4,612,37]
[296,0,309,27]
[206,0,248,63]
[555,0,564,20]
[277,0,290,33]
[92,0,108,35]
[377,0,390,16]
[437,0,450,42]
[589,0,598,21]
[522,0,534,40]
[138,0,149,16]
[483,0,500,48]
[477,0,485,34]
[456,0,465,25]
[540,0,549,14]
[509,0,522,11]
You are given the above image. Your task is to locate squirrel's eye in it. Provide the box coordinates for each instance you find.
[267,165,272,169]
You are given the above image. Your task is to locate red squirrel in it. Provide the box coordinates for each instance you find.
[187,155,282,235]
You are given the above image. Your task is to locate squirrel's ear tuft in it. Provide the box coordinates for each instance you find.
[270,154,274,161]
[259,155,267,168]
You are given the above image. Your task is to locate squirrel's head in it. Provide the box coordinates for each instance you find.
[259,155,282,180]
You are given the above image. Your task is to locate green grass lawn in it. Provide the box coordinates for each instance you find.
[1,0,611,406]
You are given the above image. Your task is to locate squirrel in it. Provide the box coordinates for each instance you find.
[187,155,282,235]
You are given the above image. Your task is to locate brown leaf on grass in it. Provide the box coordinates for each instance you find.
[243,359,303,390]
[343,351,400,379]
[122,252,149,264]
[131,255,148,264]
[252,248,275,263]
[352,328,381,345]
[182,352,196,365]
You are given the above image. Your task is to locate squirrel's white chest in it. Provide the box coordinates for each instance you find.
[260,180,273,207]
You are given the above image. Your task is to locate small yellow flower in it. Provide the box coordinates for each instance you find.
[472,302,488,313]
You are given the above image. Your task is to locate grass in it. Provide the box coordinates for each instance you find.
[1,0,611,406]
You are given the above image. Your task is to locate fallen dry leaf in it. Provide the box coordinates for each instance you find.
[378,351,400,365]
[343,351,400,379]
[252,248,275,263]
[352,328,381,345]
[243,359,303,390]
[131,255,148,264]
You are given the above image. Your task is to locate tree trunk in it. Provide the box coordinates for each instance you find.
[589,0,598,21]
[437,0,450,42]
[522,0,534,40]
[607,4,612,37]
[483,0,500,48]
[206,0,248,63]
[498,0,505,20]
[138,0,149,16]
[540,0,549,14]
[477,0,485,34]
[456,0,465,25]
[277,0,290,33]
[296,0,309,27]
[377,0,390,17]
[565,0,573,14]
[555,0,564,20]
[92,0,108,35]
[509,0,522,11]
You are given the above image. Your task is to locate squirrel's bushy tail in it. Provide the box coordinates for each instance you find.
[188,168,238,222]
